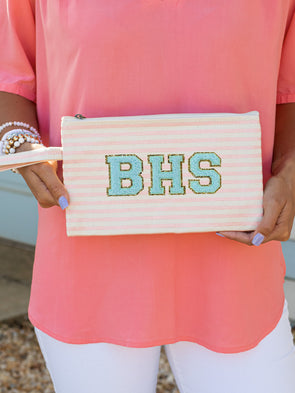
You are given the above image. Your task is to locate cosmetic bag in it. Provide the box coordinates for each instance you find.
[0,112,263,236]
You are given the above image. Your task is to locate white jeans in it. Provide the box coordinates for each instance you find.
[34,300,295,393]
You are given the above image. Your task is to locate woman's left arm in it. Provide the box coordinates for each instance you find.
[219,102,295,246]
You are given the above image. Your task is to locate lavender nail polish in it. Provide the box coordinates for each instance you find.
[216,233,225,238]
[59,196,69,210]
[252,232,264,246]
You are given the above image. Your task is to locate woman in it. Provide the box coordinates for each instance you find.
[1,1,295,392]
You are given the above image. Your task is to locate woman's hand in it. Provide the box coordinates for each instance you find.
[218,157,295,246]
[17,143,70,210]
[0,92,69,209]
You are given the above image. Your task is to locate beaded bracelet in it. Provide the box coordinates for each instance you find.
[0,129,42,155]
[0,121,39,136]
[0,122,42,173]
[0,129,23,154]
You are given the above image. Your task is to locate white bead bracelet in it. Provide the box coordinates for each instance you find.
[0,121,39,136]
[0,129,42,155]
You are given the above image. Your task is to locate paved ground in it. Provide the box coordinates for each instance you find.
[0,237,34,322]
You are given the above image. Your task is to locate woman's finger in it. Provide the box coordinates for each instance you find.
[217,230,253,245]
[251,198,285,246]
[251,176,292,245]
[32,162,70,208]
[19,161,69,209]
[261,201,294,242]
[19,165,57,208]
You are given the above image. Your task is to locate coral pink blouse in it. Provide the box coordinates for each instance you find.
[1,0,295,353]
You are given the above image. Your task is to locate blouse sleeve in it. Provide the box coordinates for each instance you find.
[0,0,36,102]
[277,8,295,104]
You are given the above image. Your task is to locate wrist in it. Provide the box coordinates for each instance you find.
[272,150,295,174]
[271,151,295,194]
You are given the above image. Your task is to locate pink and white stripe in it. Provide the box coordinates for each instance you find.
[61,112,263,236]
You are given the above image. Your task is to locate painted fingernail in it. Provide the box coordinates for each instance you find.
[252,232,264,246]
[58,196,69,210]
[216,233,225,238]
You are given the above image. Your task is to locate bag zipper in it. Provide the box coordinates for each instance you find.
[73,111,258,120]
[75,114,87,119]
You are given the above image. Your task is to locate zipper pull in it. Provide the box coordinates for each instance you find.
[75,114,86,119]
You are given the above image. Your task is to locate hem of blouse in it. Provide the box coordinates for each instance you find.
[28,297,285,354]
[276,93,295,104]
[0,82,36,103]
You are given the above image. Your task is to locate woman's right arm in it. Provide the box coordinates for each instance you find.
[0,91,69,209]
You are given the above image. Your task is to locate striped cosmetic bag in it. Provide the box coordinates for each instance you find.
[0,112,263,236]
